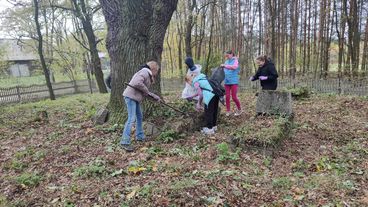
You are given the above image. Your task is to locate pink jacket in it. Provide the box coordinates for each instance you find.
[123,68,153,102]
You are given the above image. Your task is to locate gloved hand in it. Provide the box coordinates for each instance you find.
[186,97,193,101]
[259,76,268,80]
[249,76,255,81]
[149,92,161,102]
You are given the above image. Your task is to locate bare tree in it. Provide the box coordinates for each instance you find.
[34,0,55,100]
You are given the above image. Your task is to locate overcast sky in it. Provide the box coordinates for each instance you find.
[0,0,12,12]
[0,0,15,38]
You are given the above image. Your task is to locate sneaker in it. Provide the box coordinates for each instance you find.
[213,126,218,132]
[121,144,134,152]
[136,138,145,142]
[234,109,243,116]
[201,127,215,135]
[200,127,208,133]
[225,111,231,117]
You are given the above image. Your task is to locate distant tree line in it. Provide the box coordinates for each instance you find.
[162,0,368,80]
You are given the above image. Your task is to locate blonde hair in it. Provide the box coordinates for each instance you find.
[185,73,196,84]
[147,61,159,71]
[256,55,269,62]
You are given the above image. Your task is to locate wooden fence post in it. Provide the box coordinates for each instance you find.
[73,80,78,93]
[16,86,21,102]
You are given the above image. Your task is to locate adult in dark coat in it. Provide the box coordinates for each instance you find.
[250,55,279,90]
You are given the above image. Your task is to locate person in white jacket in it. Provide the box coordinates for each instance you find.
[182,56,202,101]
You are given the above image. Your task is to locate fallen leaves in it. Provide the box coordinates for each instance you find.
[127,166,146,175]
[1,93,368,206]
[126,187,139,200]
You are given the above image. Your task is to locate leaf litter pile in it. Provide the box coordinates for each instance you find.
[0,93,367,206]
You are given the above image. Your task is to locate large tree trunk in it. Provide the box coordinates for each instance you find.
[72,0,107,93]
[100,0,178,122]
[34,0,55,100]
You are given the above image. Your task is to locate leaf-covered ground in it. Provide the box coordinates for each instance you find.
[0,92,367,207]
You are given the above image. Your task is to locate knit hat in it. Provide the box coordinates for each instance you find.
[185,56,196,71]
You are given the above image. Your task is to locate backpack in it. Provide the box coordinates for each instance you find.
[198,78,225,98]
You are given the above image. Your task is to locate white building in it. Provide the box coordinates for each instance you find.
[0,39,39,77]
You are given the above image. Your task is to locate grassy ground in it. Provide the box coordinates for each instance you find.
[0,92,367,206]
[0,74,86,88]
[0,70,111,88]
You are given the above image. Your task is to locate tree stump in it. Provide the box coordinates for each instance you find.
[256,90,292,116]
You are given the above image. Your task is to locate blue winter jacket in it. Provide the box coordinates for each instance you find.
[224,57,240,85]
[192,74,215,106]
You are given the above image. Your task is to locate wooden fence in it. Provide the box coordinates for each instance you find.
[1,77,366,105]
[0,80,97,105]
[161,78,368,96]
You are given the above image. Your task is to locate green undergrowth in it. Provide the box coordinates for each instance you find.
[283,86,311,100]
[232,115,293,147]
[0,93,109,128]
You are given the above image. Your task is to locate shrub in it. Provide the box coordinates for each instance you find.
[216,142,240,163]
[286,86,311,99]
[73,159,107,178]
[15,172,42,187]
[158,129,183,143]
[272,177,292,189]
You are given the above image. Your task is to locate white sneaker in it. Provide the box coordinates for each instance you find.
[225,111,231,117]
[213,126,218,132]
[201,127,215,135]
[234,109,243,116]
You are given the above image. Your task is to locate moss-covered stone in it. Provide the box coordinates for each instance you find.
[256,90,293,116]
[231,115,293,148]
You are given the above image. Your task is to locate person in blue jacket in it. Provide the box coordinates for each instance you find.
[221,50,242,116]
[185,73,220,135]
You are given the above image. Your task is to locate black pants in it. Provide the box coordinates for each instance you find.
[204,96,219,129]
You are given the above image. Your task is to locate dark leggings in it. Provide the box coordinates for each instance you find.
[204,96,220,129]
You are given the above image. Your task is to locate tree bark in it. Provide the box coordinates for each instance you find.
[361,17,368,77]
[335,0,345,78]
[205,0,216,74]
[349,0,360,77]
[177,23,184,74]
[185,0,196,57]
[34,0,55,100]
[289,0,299,79]
[100,0,178,122]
